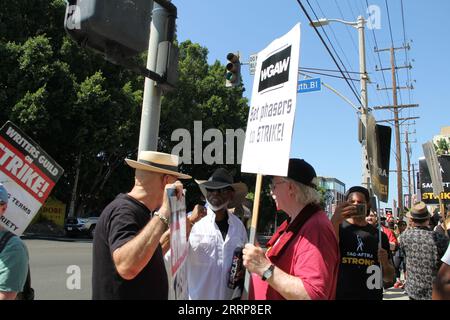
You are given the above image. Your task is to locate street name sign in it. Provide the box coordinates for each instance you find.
[297,78,321,93]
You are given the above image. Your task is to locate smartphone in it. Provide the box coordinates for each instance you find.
[353,203,367,217]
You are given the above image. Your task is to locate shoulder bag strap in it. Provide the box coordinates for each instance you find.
[0,231,15,253]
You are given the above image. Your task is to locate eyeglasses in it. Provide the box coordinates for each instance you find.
[0,201,6,206]
[270,180,287,191]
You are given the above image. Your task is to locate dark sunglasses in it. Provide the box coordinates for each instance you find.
[205,187,233,194]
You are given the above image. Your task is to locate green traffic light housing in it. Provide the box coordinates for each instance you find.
[225,52,241,87]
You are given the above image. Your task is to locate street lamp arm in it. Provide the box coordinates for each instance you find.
[309,18,358,28]
[326,18,358,27]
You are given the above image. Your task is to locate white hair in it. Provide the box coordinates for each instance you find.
[285,177,321,205]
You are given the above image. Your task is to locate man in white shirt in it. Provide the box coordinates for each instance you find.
[187,168,248,300]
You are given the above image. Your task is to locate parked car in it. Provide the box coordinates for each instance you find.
[64,216,99,238]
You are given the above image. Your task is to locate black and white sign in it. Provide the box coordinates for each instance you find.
[241,24,301,176]
[419,155,450,204]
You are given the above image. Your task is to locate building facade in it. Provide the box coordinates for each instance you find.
[317,176,346,218]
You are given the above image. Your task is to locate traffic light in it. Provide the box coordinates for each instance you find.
[225,53,241,87]
[64,0,154,62]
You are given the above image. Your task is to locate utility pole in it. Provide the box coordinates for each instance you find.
[403,129,417,209]
[374,43,419,212]
[390,46,404,213]
[138,0,177,153]
[309,16,370,190]
[405,130,411,209]
[355,16,370,191]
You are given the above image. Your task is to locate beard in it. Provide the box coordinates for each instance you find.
[206,200,230,211]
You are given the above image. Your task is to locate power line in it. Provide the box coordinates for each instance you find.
[399,0,418,173]
[312,0,361,96]
[306,0,361,98]
[364,0,391,106]
[400,0,413,108]
[299,69,361,81]
[347,0,388,110]
[335,0,358,54]
[346,0,358,21]
[295,0,363,106]
[300,67,364,74]
[385,0,404,106]
[339,0,390,111]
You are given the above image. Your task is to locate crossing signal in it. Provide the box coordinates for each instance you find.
[64,0,154,62]
[64,0,179,91]
[225,53,241,87]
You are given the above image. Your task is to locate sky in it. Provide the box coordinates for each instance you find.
[173,0,450,209]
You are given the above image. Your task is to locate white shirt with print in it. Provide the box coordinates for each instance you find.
[187,207,248,300]
[442,244,450,265]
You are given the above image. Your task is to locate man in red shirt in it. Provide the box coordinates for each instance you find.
[366,210,398,251]
[242,159,339,300]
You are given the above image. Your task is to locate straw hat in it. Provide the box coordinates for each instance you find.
[406,201,431,220]
[125,151,191,179]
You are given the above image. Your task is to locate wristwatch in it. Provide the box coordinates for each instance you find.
[261,264,275,281]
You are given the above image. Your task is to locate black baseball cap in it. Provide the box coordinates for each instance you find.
[345,186,370,203]
[286,158,317,188]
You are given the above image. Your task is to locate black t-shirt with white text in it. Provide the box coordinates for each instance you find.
[336,221,390,300]
[92,193,168,300]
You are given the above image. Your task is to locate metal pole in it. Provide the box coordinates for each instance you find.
[138,2,169,153]
[68,152,81,218]
[405,130,412,209]
[377,204,384,290]
[357,16,370,191]
[391,47,404,213]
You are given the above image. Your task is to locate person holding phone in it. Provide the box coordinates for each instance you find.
[331,186,394,300]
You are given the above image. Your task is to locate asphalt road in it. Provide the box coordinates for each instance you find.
[22,238,408,300]
[24,238,93,300]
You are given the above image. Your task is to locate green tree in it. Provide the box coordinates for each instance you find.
[0,1,145,214]
[435,138,450,156]
[0,2,259,218]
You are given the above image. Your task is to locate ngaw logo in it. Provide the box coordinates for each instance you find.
[260,57,290,81]
[258,46,291,92]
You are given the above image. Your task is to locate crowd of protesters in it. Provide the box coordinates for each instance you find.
[88,151,449,300]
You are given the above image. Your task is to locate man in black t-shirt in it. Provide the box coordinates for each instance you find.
[92,151,191,300]
[331,186,394,300]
